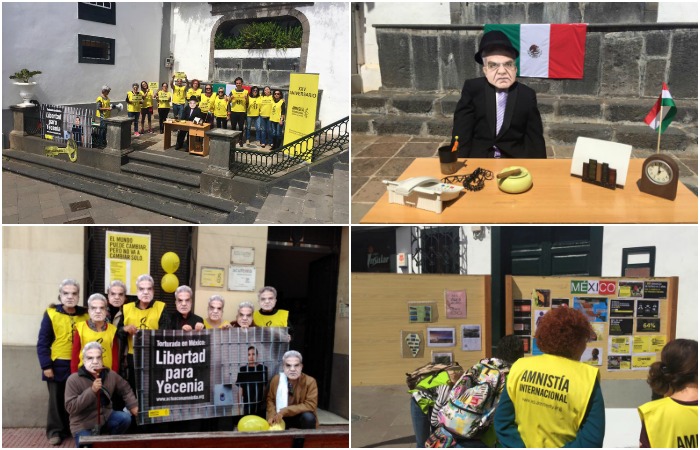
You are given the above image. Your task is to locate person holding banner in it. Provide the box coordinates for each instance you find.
[267,350,318,429]
[213,86,230,129]
[269,90,286,150]
[126,83,143,137]
[259,86,273,148]
[71,294,119,374]
[156,83,172,134]
[65,342,138,447]
[230,77,249,148]
[161,285,205,331]
[37,279,89,446]
[204,295,231,329]
[171,75,188,120]
[246,86,261,145]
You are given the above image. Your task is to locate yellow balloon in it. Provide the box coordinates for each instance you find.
[269,420,286,431]
[161,273,179,293]
[238,415,270,432]
[161,252,180,274]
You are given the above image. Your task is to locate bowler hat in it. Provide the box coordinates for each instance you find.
[188,96,198,102]
[475,30,519,65]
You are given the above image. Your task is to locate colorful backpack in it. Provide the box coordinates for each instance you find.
[405,362,462,391]
[436,358,509,438]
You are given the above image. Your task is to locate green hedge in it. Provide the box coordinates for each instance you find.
[215,22,302,50]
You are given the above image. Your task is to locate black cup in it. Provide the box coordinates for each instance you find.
[438,145,459,175]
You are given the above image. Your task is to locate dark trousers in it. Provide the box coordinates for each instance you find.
[285,411,316,429]
[46,380,71,439]
[216,117,228,129]
[231,112,246,143]
[176,130,189,149]
[158,108,170,133]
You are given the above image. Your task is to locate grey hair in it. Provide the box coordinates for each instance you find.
[238,301,255,313]
[59,279,80,294]
[108,280,127,292]
[87,293,107,309]
[175,285,193,298]
[283,350,303,364]
[82,341,103,358]
[209,295,225,307]
[258,286,277,300]
[136,274,154,286]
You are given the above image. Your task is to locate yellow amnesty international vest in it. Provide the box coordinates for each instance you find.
[157,91,172,109]
[270,99,285,123]
[141,89,154,108]
[507,354,598,447]
[259,95,273,117]
[200,93,215,113]
[230,89,248,113]
[247,96,261,117]
[75,321,117,369]
[172,84,187,105]
[127,91,143,113]
[47,307,89,361]
[96,95,111,118]
[213,96,229,118]
[123,301,165,354]
[253,309,289,327]
[639,397,699,448]
[203,319,230,329]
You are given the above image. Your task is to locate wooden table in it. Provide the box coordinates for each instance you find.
[163,121,211,156]
[360,158,698,223]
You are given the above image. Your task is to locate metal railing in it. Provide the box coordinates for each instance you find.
[231,116,348,181]
[24,104,105,148]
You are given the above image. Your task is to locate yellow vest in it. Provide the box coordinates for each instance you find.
[186,87,203,105]
[140,89,153,108]
[203,319,230,329]
[46,307,89,361]
[75,321,117,369]
[639,397,699,448]
[507,354,598,447]
[213,96,229,118]
[200,93,215,113]
[247,96,261,117]
[126,91,143,113]
[253,309,288,327]
[123,301,165,354]
[270,99,285,123]
[157,91,172,109]
[96,95,111,118]
[172,84,187,105]
[230,89,248,113]
[259,95,273,117]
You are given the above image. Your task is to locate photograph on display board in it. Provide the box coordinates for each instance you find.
[408,302,437,323]
[609,336,631,354]
[532,288,551,307]
[551,298,570,308]
[533,309,549,333]
[431,352,454,364]
[573,297,608,322]
[444,289,467,318]
[642,281,668,299]
[519,336,531,354]
[608,355,632,370]
[581,347,603,366]
[460,325,482,351]
[401,330,425,358]
[427,327,456,347]
[590,323,605,342]
[513,299,532,318]
[532,338,543,356]
[513,317,531,336]
[636,300,660,317]
[618,281,644,297]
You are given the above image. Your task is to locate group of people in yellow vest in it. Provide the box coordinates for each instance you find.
[96,76,287,149]
[38,277,290,446]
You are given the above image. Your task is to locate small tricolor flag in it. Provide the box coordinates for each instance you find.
[484,24,587,79]
[644,83,677,133]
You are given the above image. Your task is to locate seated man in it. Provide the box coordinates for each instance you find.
[64,341,138,447]
[175,95,203,150]
[451,30,546,158]
[266,350,318,429]
[160,285,204,331]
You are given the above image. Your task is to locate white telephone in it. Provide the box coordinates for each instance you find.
[383,176,464,213]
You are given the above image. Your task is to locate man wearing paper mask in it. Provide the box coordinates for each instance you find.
[266,350,318,429]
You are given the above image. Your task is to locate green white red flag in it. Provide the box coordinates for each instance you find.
[484,24,587,79]
[644,83,677,133]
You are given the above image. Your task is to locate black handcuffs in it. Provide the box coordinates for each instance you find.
[442,168,493,192]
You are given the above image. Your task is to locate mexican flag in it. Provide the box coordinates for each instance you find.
[484,24,587,79]
[643,83,677,133]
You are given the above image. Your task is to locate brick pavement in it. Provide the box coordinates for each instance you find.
[2,428,75,448]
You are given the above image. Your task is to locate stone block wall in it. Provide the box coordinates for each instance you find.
[213,56,301,87]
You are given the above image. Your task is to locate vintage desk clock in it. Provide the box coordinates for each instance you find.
[638,153,679,201]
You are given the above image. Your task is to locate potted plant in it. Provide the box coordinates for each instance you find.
[9,69,42,106]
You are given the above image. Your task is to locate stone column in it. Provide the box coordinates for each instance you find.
[101,116,134,151]
[9,104,38,150]
[206,128,241,174]
[201,128,255,201]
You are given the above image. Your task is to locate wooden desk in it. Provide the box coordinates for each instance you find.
[360,158,698,224]
[163,121,211,156]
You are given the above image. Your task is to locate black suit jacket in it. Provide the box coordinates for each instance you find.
[451,77,546,158]
[181,105,202,122]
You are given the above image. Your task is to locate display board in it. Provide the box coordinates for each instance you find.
[505,275,678,380]
[352,273,491,386]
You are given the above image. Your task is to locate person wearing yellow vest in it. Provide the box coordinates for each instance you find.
[156,82,172,134]
[495,306,605,447]
[213,86,230,129]
[245,86,262,145]
[253,286,289,328]
[259,86,273,148]
[139,80,154,134]
[638,339,698,448]
[203,295,231,329]
[126,83,143,136]
[270,89,286,150]
[200,84,216,126]
[170,75,188,120]
[186,79,203,107]
[70,294,119,373]
[122,274,167,392]
[230,77,249,147]
[36,279,89,446]
[95,85,113,146]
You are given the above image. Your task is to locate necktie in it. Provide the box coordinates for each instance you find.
[496,91,507,135]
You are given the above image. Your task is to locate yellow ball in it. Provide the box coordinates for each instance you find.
[238,415,270,432]
[161,252,180,274]
[269,420,286,431]
[161,273,179,293]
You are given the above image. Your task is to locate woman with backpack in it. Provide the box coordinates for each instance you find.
[494,307,605,447]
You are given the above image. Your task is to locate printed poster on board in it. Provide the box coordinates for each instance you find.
[444,289,467,318]
[637,318,661,333]
[642,281,668,299]
[104,230,151,295]
[636,300,660,317]
[633,335,666,353]
[610,299,635,317]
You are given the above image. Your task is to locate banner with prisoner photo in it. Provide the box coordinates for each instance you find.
[134,327,289,425]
